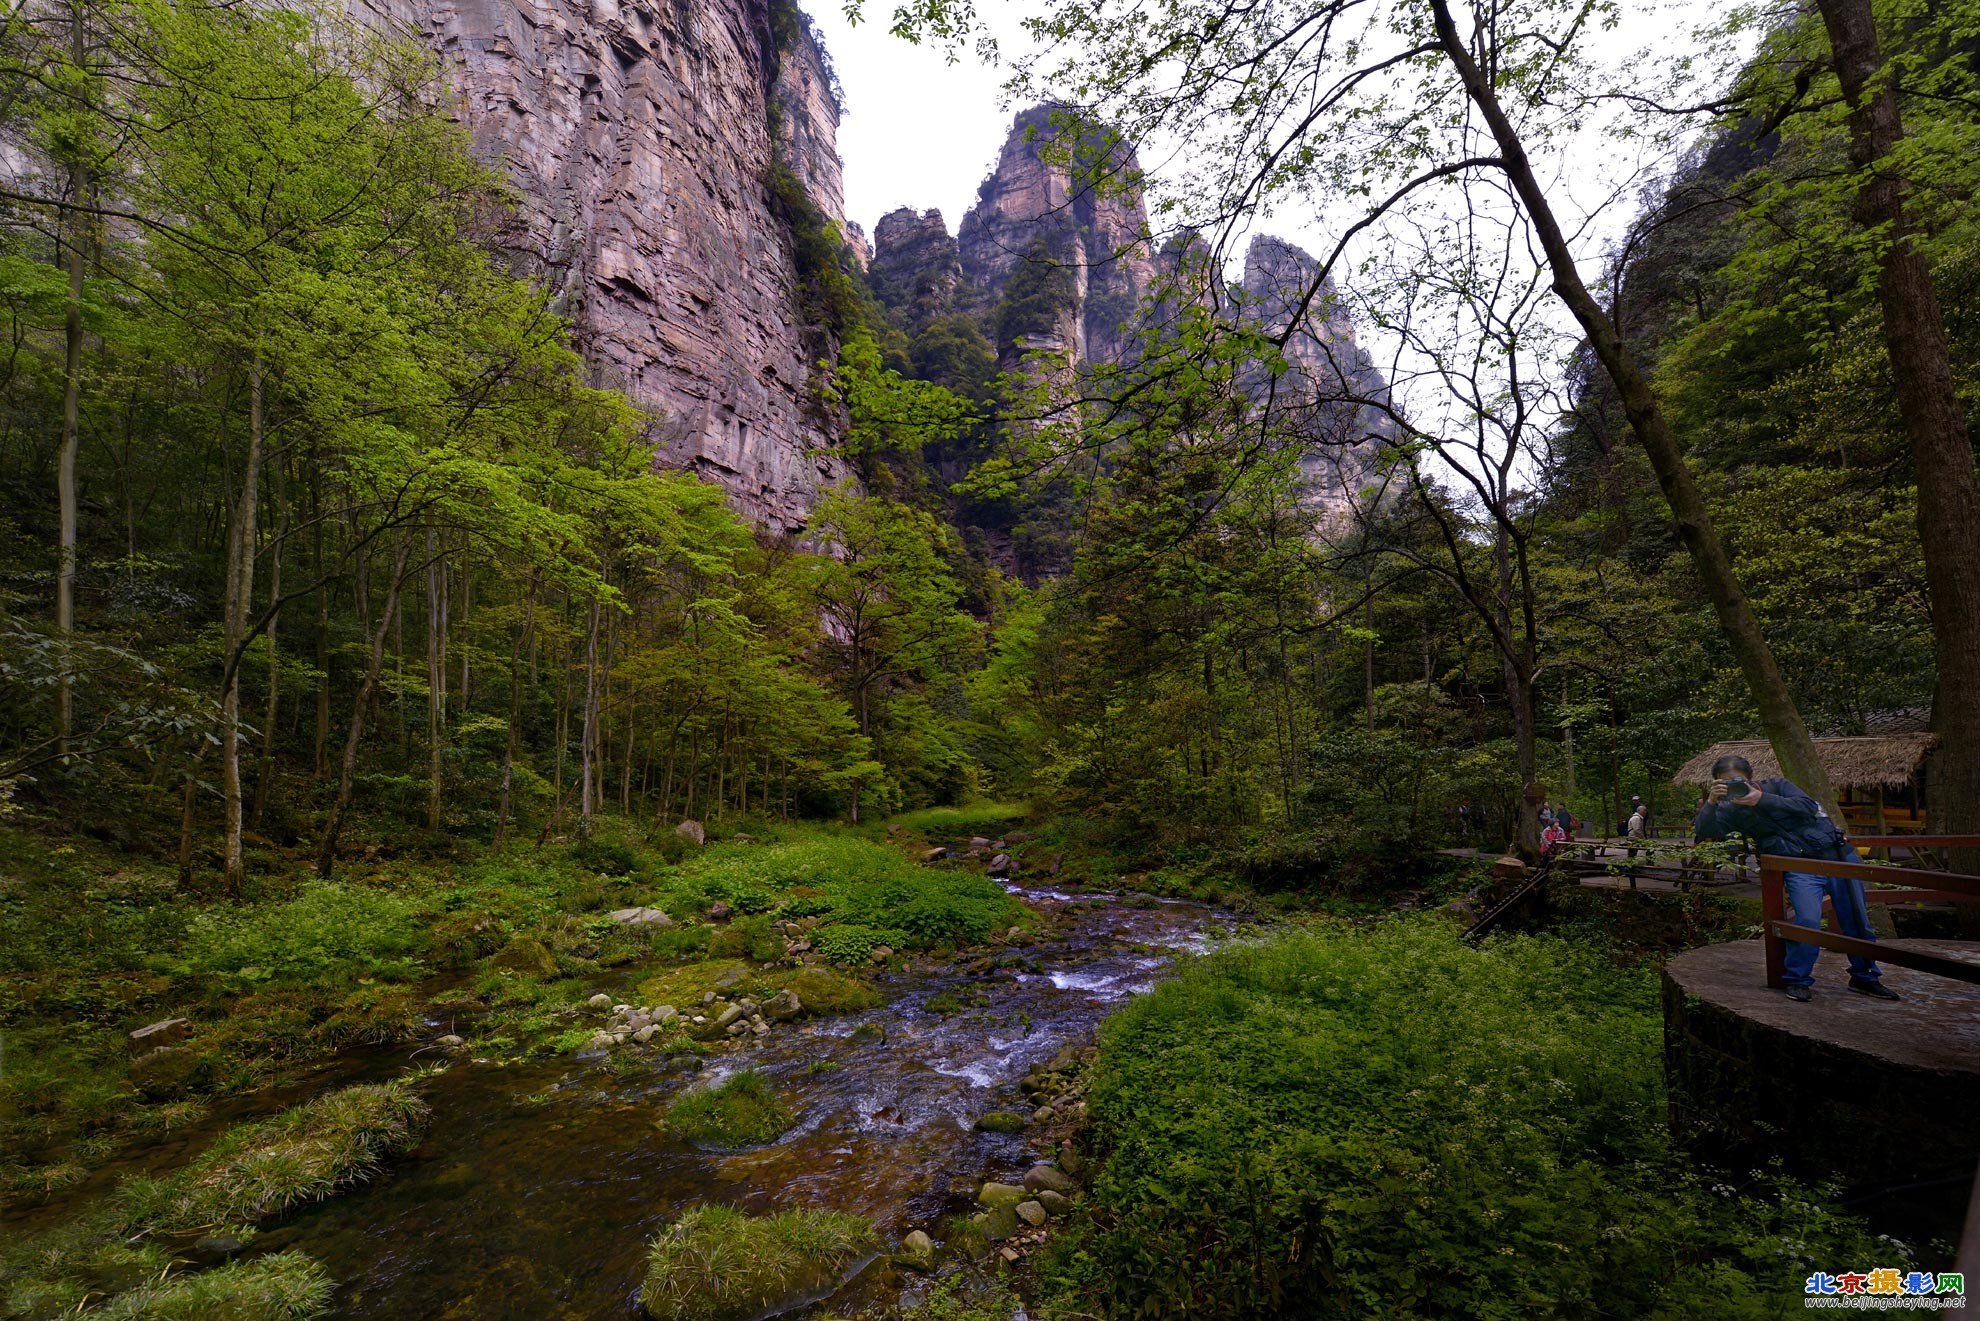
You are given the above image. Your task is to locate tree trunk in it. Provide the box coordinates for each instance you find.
[579,593,601,832]
[220,350,264,897]
[1814,0,1980,898]
[54,1,86,763]
[317,536,410,877]
[1428,0,1842,822]
[251,460,287,829]
[495,573,537,850]
[425,529,446,833]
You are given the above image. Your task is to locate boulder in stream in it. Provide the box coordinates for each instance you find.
[1023,1164,1078,1194]
[973,1111,1027,1134]
[988,853,1013,876]
[897,1229,936,1271]
[978,1182,1028,1209]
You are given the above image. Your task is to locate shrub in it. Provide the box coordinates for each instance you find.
[813,924,907,966]
[174,885,429,986]
[661,1071,794,1148]
[120,1078,429,1232]
[570,838,643,878]
[1040,920,1889,1319]
[639,1204,878,1321]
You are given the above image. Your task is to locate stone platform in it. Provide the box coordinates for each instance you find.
[1663,939,1980,1243]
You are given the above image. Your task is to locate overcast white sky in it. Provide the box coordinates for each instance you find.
[806,0,1741,266]
[803,0,1749,458]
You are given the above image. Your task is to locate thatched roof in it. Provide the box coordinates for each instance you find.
[1671,735,1940,790]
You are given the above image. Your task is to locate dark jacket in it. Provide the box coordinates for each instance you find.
[1693,777,1847,860]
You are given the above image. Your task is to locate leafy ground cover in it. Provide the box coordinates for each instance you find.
[639,1204,880,1321]
[1036,919,1895,1320]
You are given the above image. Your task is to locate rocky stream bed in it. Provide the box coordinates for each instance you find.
[86,880,1230,1319]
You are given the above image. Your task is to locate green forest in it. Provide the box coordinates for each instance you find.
[1,0,1977,1317]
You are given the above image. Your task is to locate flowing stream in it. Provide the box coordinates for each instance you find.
[230,882,1229,1319]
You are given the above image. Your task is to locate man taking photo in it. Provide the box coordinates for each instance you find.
[1692,753,1900,1004]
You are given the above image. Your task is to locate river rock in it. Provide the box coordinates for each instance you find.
[988,853,1012,876]
[668,1054,703,1072]
[587,992,612,1010]
[436,1034,467,1051]
[1014,1200,1047,1227]
[765,989,802,1021]
[128,1017,192,1052]
[975,1111,1027,1133]
[868,945,893,964]
[1035,1189,1073,1215]
[922,846,950,862]
[851,1023,887,1046]
[978,1182,1028,1209]
[714,1003,745,1029]
[582,1033,615,1054]
[898,1229,936,1270]
[1023,1164,1078,1194]
[975,1205,1021,1242]
[1057,1140,1086,1175]
[750,1021,770,1036]
[970,836,992,849]
[490,934,558,977]
[608,906,673,929]
[676,819,705,846]
[707,900,732,922]
[653,1005,679,1023]
[129,1045,201,1098]
[633,1024,661,1044]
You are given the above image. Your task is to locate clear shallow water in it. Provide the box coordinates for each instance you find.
[232,884,1232,1319]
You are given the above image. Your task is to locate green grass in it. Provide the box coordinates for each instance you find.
[1036,919,1892,1319]
[639,1204,879,1321]
[91,1250,333,1320]
[660,1071,794,1148]
[119,1078,429,1233]
[885,802,1027,839]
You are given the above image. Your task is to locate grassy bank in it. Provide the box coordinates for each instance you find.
[0,814,1025,1208]
[1035,920,1893,1319]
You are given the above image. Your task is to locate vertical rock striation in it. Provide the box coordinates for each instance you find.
[350,0,853,536]
[957,105,1155,368]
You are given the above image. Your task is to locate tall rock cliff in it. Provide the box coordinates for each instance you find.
[956,105,1155,367]
[1236,236,1389,512]
[351,0,853,536]
[866,108,1387,519]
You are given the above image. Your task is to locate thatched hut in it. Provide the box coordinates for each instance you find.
[1670,733,1940,832]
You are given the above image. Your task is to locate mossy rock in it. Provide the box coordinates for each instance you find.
[118,1079,428,1233]
[638,959,756,1008]
[786,966,881,1014]
[488,934,557,977]
[639,1204,879,1320]
[89,1249,331,1320]
[130,1046,212,1100]
[973,1111,1027,1134]
[659,1071,793,1148]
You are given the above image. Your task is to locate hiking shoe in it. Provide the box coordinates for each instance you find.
[1782,984,1811,1002]
[1849,978,1900,1002]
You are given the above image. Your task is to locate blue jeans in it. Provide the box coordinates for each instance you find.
[1780,846,1881,987]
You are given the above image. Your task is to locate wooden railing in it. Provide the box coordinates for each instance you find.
[1760,835,1980,988]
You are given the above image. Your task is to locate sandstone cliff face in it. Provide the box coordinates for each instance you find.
[352,0,851,536]
[868,208,968,330]
[1237,235,1389,512]
[956,105,1155,367]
